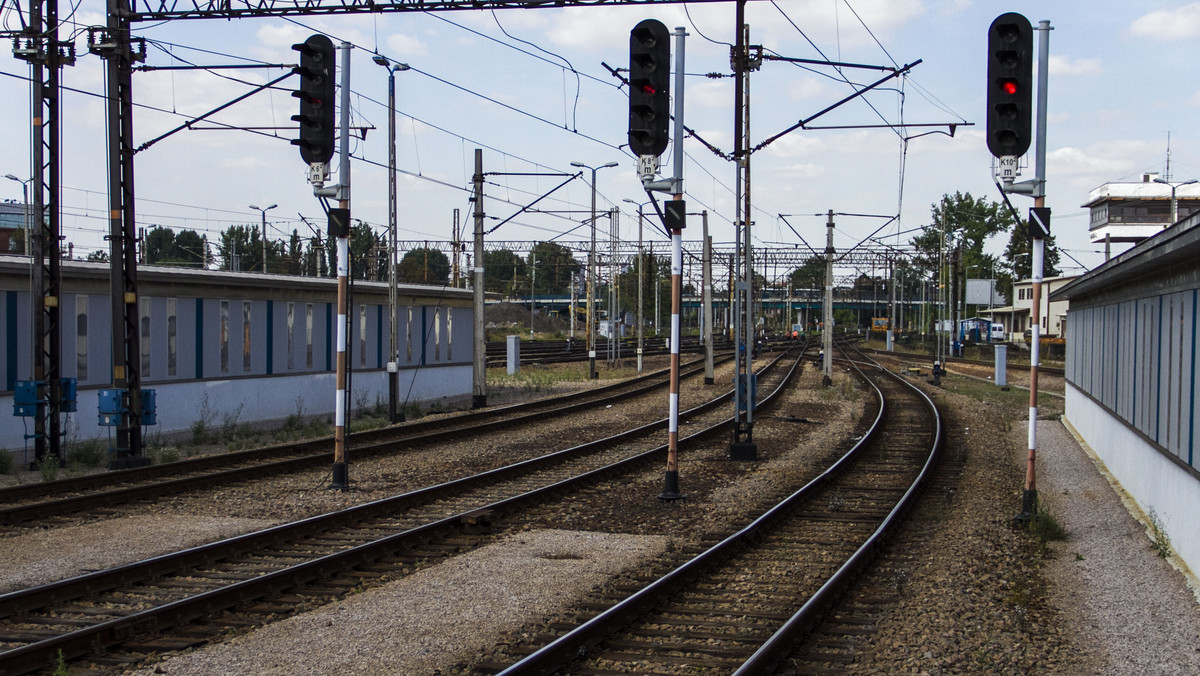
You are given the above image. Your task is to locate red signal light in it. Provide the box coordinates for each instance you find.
[641,84,656,95]
[1001,79,1018,95]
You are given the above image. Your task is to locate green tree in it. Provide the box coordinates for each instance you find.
[483,249,525,295]
[174,229,210,267]
[217,225,259,272]
[145,226,180,264]
[398,247,450,285]
[528,241,580,296]
[789,257,825,293]
[1000,217,1061,304]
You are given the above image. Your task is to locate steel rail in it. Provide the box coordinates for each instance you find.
[733,344,945,674]
[0,347,807,674]
[0,355,727,518]
[498,343,941,675]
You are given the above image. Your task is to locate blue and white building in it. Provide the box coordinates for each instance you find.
[1055,207,1200,571]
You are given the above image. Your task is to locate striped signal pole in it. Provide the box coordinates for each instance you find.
[330,41,352,490]
[659,26,687,501]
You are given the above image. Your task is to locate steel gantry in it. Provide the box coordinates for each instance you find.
[9,0,75,466]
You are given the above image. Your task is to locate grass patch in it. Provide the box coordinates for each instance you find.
[1148,509,1171,558]
[0,450,13,475]
[37,454,59,482]
[67,440,107,469]
[1029,509,1068,545]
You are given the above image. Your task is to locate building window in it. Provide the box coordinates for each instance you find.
[167,298,177,377]
[76,295,87,381]
[406,305,413,362]
[287,302,295,370]
[434,308,441,361]
[140,297,151,378]
[305,303,314,370]
[220,300,229,373]
[359,304,367,367]
[243,301,252,372]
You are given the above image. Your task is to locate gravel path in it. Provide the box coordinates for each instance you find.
[1037,419,1200,674]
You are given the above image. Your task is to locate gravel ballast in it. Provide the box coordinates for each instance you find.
[127,529,669,676]
[5,356,1200,674]
[0,515,277,593]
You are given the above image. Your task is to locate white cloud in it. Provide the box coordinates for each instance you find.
[1131,3,1200,40]
[386,33,428,58]
[785,77,831,102]
[1049,55,1101,77]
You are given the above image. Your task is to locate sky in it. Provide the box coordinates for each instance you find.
[0,0,1197,280]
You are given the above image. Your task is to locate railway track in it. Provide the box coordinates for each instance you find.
[862,346,1064,377]
[494,344,943,675]
[0,348,806,675]
[0,355,736,527]
[484,336,732,367]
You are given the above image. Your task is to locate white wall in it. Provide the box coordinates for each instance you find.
[1066,382,1200,572]
[1,365,472,458]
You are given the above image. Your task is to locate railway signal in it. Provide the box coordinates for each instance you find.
[628,19,671,158]
[986,12,1033,159]
[291,34,336,165]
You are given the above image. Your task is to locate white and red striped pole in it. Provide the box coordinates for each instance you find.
[660,197,684,500]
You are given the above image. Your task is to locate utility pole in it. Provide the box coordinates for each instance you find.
[472,149,486,408]
[572,161,618,379]
[95,10,145,469]
[15,0,70,467]
[374,56,408,423]
[702,211,714,384]
[730,0,760,461]
[624,199,648,373]
[249,203,277,274]
[823,210,834,386]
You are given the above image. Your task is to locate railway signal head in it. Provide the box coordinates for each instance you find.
[292,34,336,165]
[986,12,1033,159]
[628,19,671,158]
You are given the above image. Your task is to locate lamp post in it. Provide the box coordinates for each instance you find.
[571,160,618,380]
[1153,177,1198,225]
[249,204,277,273]
[5,174,31,256]
[373,56,410,423]
[624,198,650,373]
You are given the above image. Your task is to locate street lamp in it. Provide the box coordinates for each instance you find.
[248,204,277,273]
[571,160,618,379]
[373,55,410,424]
[1153,177,1198,225]
[624,198,651,373]
[5,174,31,256]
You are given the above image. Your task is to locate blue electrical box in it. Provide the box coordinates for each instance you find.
[141,389,157,426]
[59,378,77,413]
[13,380,41,417]
[98,388,125,426]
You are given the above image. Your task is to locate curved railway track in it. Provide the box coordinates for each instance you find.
[0,355,736,527]
[496,344,944,675]
[0,347,807,675]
